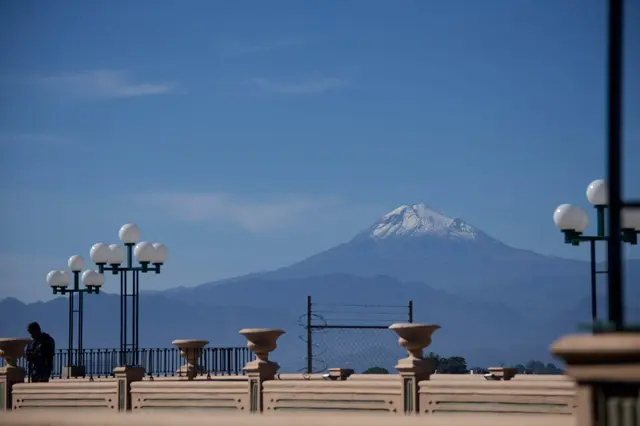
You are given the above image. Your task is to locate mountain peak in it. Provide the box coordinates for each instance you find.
[365,203,480,241]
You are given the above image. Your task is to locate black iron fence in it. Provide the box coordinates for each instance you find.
[0,347,253,379]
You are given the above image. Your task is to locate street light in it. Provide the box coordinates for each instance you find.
[47,255,104,377]
[553,179,640,327]
[89,223,168,366]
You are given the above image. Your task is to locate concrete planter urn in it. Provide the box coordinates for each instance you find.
[389,323,440,379]
[0,338,32,369]
[389,323,440,359]
[239,328,285,362]
[172,339,209,380]
[239,328,285,381]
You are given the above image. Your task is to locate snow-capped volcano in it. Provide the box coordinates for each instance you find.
[364,203,480,241]
[265,200,578,293]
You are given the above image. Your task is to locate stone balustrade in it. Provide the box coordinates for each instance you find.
[2,325,637,426]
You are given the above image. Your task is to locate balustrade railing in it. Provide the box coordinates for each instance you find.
[0,346,253,379]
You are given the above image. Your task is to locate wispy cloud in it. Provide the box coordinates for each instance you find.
[36,70,182,100]
[216,38,304,55]
[138,192,344,232]
[251,77,347,95]
[0,132,70,146]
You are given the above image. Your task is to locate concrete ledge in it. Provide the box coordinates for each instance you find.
[418,378,576,416]
[12,380,118,410]
[131,379,249,411]
[1,410,575,426]
[347,374,571,382]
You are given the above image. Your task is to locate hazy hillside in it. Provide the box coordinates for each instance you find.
[1,274,552,370]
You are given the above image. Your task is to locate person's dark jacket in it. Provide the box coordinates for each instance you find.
[25,332,55,382]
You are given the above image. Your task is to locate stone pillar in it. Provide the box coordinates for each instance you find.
[389,323,440,415]
[172,339,209,380]
[239,328,285,413]
[113,366,145,412]
[551,332,640,426]
[0,338,31,411]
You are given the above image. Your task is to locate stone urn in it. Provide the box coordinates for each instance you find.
[239,328,285,380]
[0,338,32,369]
[172,339,209,380]
[239,328,285,362]
[389,323,440,379]
[390,323,440,359]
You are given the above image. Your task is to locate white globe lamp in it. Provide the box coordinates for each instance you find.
[553,204,589,232]
[59,271,71,287]
[151,243,168,264]
[90,243,111,265]
[108,244,125,265]
[119,223,141,244]
[82,270,104,287]
[586,179,608,206]
[68,255,85,272]
[47,270,65,288]
[134,242,155,263]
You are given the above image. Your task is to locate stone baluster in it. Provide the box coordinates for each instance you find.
[239,328,285,413]
[113,366,145,411]
[389,323,441,415]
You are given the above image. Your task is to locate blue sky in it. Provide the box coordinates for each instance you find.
[1,0,639,302]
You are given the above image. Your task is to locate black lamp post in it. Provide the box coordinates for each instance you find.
[553,179,640,329]
[47,256,104,378]
[89,224,168,366]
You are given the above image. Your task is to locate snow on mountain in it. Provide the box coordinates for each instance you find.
[364,203,481,241]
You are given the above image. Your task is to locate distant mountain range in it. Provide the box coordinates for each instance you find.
[2,203,638,372]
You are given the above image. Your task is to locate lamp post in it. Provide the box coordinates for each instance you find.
[47,256,104,377]
[553,179,640,329]
[89,223,168,366]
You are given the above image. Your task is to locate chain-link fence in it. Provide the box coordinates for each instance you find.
[308,327,405,373]
[300,297,413,374]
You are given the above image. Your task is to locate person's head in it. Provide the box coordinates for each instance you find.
[27,322,42,338]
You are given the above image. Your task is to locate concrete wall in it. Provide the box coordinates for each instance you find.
[0,411,576,426]
[9,373,575,417]
[12,379,118,410]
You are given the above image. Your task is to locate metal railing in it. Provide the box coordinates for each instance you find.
[0,347,253,379]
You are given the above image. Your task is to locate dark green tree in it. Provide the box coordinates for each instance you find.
[544,363,563,375]
[438,356,468,374]
[425,352,468,374]
[520,360,564,375]
[525,360,545,373]
[513,364,527,374]
[362,367,389,374]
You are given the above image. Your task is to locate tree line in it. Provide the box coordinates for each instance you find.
[362,354,563,375]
